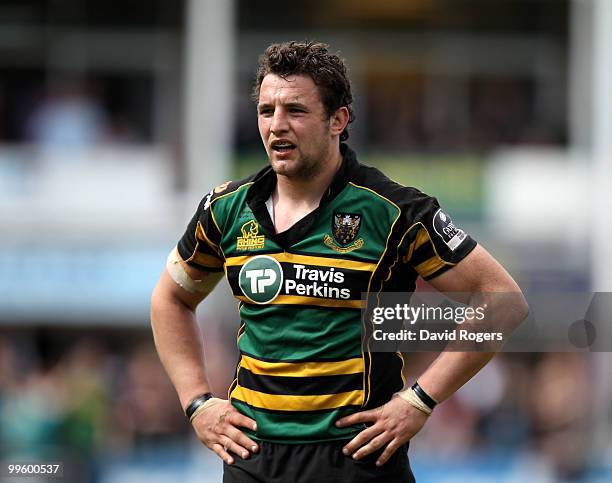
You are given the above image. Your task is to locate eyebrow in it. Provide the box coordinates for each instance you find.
[257,101,309,111]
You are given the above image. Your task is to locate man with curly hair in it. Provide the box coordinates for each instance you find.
[151,41,527,482]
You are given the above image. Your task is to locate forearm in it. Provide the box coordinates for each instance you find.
[151,291,211,410]
[415,351,494,403]
[414,291,527,403]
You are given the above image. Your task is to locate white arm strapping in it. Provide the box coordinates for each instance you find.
[166,248,223,294]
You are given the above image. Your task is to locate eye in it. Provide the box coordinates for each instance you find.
[258,107,273,117]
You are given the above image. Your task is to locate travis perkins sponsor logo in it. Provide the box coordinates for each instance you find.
[239,256,351,304]
[285,264,351,299]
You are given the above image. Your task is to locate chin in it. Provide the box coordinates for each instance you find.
[270,158,298,175]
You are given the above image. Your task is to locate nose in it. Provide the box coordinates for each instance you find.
[270,108,289,134]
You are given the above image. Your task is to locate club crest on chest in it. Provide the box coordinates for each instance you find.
[323,212,364,253]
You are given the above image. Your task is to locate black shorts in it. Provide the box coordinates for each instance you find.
[222,440,416,483]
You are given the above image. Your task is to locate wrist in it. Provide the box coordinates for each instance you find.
[395,381,438,416]
[184,392,214,421]
[411,382,438,410]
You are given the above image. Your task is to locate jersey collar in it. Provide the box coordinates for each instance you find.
[246,143,358,247]
[247,143,357,206]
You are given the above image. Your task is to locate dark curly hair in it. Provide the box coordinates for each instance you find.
[252,41,355,142]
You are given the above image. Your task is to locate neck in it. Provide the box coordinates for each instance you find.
[274,147,343,207]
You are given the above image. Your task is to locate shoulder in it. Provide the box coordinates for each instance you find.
[201,173,257,211]
[192,164,272,214]
[349,161,438,219]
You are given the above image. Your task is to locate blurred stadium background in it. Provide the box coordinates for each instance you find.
[1,0,611,481]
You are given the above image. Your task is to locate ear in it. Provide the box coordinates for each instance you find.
[329,106,350,137]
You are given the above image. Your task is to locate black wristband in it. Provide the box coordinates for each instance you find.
[184,392,214,419]
[411,382,437,410]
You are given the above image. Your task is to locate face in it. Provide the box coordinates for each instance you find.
[257,74,345,180]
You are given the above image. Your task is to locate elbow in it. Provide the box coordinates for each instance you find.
[150,282,163,328]
[514,292,530,328]
[479,282,529,332]
[505,276,529,327]
[500,285,529,331]
[519,290,529,320]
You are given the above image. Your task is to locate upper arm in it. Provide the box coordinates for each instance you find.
[177,194,225,273]
[399,194,524,304]
[426,243,529,332]
[153,260,223,312]
[427,243,521,294]
[401,195,477,282]
[153,189,227,312]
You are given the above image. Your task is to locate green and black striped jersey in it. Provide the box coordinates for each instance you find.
[177,144,477,444]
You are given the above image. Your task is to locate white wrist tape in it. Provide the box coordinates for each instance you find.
[395,388,433,416]
[189,397,224,423]
[166,248,222,294]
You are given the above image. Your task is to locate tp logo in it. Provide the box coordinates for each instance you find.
[238,255,283,304]
[245,269,276,293]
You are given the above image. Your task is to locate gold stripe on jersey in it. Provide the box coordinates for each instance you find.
[192,252,224,269]
[225,252,376,272]
[241,355,364,378]
[414,257,447,278]
[355,184,402,408]
[413,227,431,251]
[237,294,363,309]
[208,182,254,236]
[230,385,364,411]
[403,227,433,264]
[402,224,457,278]
[195,221,222,256]
[236,323,246,343]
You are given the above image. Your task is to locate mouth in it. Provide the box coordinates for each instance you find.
[270,140,296,154]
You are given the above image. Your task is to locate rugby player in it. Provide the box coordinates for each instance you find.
[150,41,528,482]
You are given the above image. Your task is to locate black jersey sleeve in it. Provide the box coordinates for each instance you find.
[403,195,477,280]
[176,187,225,272]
